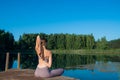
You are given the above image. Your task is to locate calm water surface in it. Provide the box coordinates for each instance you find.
[1,53,120,80]
[63,61,120,80]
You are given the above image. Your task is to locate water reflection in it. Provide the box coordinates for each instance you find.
[63,61,120,80]
[0,52,120,80]
[94,61,120,72]
[19,53,120,80]
[0,53,120,72]
[20,54,97,69]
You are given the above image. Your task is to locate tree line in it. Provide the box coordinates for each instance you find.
[0,29,113,51]
[108,39,120,49]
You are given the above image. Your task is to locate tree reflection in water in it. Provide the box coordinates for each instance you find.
[20,53,120,70]
[0,53,120,72]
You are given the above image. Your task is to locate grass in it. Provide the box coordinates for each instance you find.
[1,49,120,56]
[52,49,120,56]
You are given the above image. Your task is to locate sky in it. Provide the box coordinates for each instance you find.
[0,0,120,41]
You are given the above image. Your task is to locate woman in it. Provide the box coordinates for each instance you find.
[34,35,64,78]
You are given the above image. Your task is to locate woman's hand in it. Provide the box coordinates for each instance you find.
[35,35,41,55]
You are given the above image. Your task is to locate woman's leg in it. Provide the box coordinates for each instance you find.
[35,67,64,78]
[34,67,50,78]
[50,68,64,77]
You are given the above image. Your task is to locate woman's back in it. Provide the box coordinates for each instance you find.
[38,50,52,68]
[34,35,64,78]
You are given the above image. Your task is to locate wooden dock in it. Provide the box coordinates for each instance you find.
[0,69,76,80]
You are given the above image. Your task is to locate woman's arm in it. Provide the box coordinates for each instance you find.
[35,35,41,55]
[42,51,52,68]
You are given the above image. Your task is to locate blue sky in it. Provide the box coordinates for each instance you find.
[0,0,120,41]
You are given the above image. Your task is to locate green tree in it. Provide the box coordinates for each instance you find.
[0,29,14,50]
[66,34,73,49]
[96,37,108,49]
[56,34,66,49]
[108,38,120,49]
[18,34,37,50]
[47,34,57,49]
[86,34,95,49]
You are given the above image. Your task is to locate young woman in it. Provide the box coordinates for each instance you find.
[34,35,64,78]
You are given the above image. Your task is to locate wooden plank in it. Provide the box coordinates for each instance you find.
[0,69,76,80]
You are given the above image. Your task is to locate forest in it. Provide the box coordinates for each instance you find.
[0,29,119,51]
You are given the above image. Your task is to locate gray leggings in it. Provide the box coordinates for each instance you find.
[34,67,64,78]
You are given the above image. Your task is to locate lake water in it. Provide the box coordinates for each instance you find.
[1,53,120,80]
[63,61,120,80]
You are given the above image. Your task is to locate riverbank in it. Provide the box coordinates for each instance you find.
[52,49,120,55]
[0,69,76,80]
[1,49,120,55]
